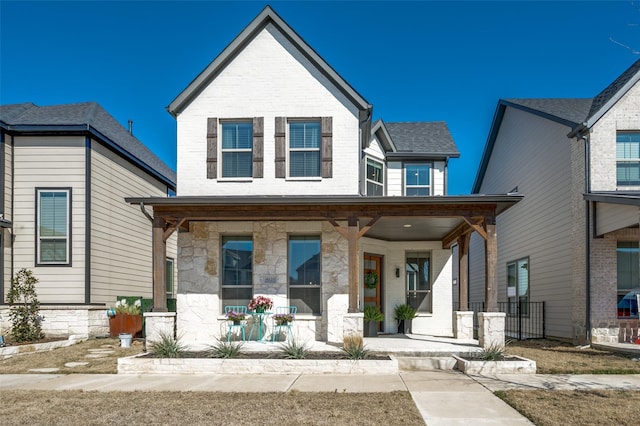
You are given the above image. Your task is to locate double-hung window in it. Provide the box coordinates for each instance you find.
[288,236,321,314]
[366,158,384,196]
[404,163,431,196]
[617,132,640,186]
[617,242,639,318]
[221,236,253,306]
[221,121,253,178]
[405,252,431,312]
[289,121,321,177]
[37,189,70,265]
[507,258,529,316]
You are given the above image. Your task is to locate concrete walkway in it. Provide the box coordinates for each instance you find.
[0,371,532,425]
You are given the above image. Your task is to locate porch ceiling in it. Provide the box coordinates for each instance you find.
[363,216,463,241]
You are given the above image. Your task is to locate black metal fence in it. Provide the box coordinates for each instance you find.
[454,301,545,340]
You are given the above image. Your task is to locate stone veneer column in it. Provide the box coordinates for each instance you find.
[453,311,474,340]
[477,312,505,349]
[343,312,363,340]
[144,312,176,343]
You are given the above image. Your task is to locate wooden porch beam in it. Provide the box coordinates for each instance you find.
[347,216,360,313]
[457,232,471,311]
[463,216,487,240]
[357,215,381,238]
[163,217,186,242]
[326,216,348,239]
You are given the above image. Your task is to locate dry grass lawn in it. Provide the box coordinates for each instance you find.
[506,339,640,374]
[0,338,142,374]
[498,389,640,426]
[0,390,423,426]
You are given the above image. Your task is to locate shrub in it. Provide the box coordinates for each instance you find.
[208,339,244,358]
[7,269,44,342]
[342,334,368,360]
[148,332,186,358]
[477,340,509,361]
[279,338,310,359]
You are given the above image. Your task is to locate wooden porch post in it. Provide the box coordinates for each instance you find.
[484,216,498,312]
[152,216,167,312]
[347,216,360,313]
[457,232,471,311]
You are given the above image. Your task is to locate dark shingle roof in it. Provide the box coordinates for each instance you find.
[588,58,640,120]
[0,102,175,188]
[503,98,593,126]
[384,122,459,156]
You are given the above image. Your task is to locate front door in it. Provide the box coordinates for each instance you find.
[363,254,383,331]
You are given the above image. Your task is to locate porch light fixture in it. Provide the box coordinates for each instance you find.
[395,267,400,278]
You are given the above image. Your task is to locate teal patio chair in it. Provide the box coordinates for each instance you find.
[271,306,297,342]
[224,306,248,342]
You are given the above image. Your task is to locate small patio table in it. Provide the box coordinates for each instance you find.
[249,311,271,342]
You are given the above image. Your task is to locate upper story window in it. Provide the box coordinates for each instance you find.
[289,121,321,177]
[404,163,431,196]
[616,132,640,186]
[366,158,384,196]
[36,188,71,265]
[221,121,253,178]
[275,117,332,179]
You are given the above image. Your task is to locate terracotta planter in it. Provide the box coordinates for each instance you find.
[109,314,143,338]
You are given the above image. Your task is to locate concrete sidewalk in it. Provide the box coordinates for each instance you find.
[470,373,640,391]
[0,371,532,425]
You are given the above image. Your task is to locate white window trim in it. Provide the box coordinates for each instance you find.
[403,162,433,196]
[286,119,322,180]
[36,188,71,266]
[365,156,385,196]
[219,120,253,180]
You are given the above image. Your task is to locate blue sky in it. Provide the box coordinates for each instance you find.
[1,1,638,194]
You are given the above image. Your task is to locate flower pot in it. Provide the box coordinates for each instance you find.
[109,314,143,338]
[364,321,378,337]
[255,308,265,313]
[397,319,411,334]
[233,320,241,325]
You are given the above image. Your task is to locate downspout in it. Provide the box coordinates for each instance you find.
[582,132,591,342]
[140,202,153,223]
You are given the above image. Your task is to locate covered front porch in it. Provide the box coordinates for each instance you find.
[126,195,522,347]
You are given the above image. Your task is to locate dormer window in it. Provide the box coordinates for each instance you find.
[404,163,431,196]
[617,132,640,186]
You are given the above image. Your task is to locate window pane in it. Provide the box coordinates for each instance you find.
[289,236,320,285]
[222,152,252,178]
[222,122,252,149]
[517,259,529,298]
[290,122,320,149]
[39,191,67,237]
[290,287,321,315]
[406,252,431,313]
[617,163,640,186]
[367,159,383,184]
[406,188,429,196]
[367,181,383,196]
[290,151,320,177]
[166,259,174,294]
[222,237,253,286]
[405,164,430,186]
[617,242,639,318]
[40,239,67,262]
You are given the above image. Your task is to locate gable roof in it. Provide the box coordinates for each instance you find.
[473,59,640,193]
[167,6,372,121]
[0,102,176,189]
[369,119,397,153]
[384,121,460,159]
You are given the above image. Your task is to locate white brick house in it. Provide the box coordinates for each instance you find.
[0,102,177,337]
[129,6,521,346]
[469,59,640,343]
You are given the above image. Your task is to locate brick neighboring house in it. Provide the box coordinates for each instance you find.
[469,59,640,343]
[0,102,176,337]
[128,6,521,346]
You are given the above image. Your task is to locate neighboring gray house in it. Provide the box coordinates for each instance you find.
[0,102,177,337]
[469,59,640,343]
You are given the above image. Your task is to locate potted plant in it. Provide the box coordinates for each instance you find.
[248,295,273,313]
[107,298,142,337]
[363,305,384,337]
[394,304,416,334]
[225,310,246,325]
[273,313,294,326]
